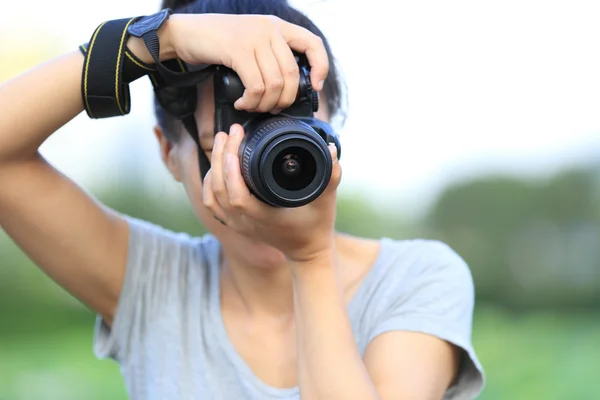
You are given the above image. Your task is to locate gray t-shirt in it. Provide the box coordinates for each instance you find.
[94,216,485,400]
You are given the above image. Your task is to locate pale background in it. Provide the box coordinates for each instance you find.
[3,0,600,217]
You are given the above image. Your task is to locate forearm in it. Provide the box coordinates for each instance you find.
[291,253,381,400]
[0,18,177,166]
[0,51,85,163]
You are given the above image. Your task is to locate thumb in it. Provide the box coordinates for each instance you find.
[327,143,342,191]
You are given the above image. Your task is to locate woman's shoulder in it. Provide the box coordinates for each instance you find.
[350,235,477,331]
[123,214,218,255]
[119,214,222,283]
[349,234,474,290]
[351,236,485,399]
[386,236,472,275]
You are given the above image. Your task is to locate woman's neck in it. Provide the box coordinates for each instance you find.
[220,247,295,319]
[217,233,381,320]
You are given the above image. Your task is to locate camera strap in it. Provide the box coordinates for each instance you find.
[80,17,144,119]
[79,40,157,90]
[80,9,216,115]
[126,10,216,180]
[80,10,215,179]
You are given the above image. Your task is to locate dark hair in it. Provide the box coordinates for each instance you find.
[155,0,346,142]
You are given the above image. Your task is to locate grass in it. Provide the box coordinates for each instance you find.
[1,306,599,400]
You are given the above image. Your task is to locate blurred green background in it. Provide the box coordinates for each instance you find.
[2,165,600,399]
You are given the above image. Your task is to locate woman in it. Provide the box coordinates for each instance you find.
[0,0,484,398]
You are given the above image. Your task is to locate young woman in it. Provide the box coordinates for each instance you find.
[0,0,484,398]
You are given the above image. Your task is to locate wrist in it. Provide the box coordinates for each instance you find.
[126,16,177,64]
[288,246,337,273]
[286,232,337,265]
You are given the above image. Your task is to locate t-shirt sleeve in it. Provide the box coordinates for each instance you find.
[367,240,485,400]
[92,215,199,364]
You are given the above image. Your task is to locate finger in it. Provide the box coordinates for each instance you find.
[233,51,266,111]
[223,123,244,161]
[222,123,266,215]
[279,23,328,92]
[223,147,266,217]
[202,170,229,225]
[254,43,284,112]
[210,131,231,212]
[222,124,246,202]
[270,34,300,110]
[326,143,342,191]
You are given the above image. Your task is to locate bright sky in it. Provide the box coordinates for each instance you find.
[2,0,600,217]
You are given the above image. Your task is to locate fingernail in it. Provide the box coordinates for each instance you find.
[230,124,241,137]
[328,143,338,162]
[318,80,324,91]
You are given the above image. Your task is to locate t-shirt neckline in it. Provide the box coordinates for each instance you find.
[206,236,391,398]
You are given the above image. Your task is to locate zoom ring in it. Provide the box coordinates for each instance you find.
[252,119,310,185]
[241,118,310,194]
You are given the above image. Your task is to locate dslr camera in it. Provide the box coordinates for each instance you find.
[213,54,341,208]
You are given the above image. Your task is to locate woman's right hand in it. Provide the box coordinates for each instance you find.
[164,13,329,113]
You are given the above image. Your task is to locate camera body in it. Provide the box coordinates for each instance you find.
[213,54,341,208]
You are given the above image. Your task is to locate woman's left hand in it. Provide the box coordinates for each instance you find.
[202,123,341,263]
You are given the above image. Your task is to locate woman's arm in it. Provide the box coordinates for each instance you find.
[290,253,381,400]
[0,49,132,324]
[290,253,460,400]
[0,16,176,324]
[0,13,329,326]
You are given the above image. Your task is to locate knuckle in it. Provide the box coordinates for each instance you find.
[266,14,280,23]
[229,196,246,209]
[247,82,266,96]
[212,186,226,198]
[283,67,299,80]
[313,35,324,47]
[202,195,214,208]
[264,15,281,27]
[266,77,284,90]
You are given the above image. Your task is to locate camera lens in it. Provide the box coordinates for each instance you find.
[282,155,300,176]
[272,147,317,191]
[239,117,332,207]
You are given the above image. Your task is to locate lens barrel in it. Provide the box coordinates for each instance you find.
[239,117,332,207]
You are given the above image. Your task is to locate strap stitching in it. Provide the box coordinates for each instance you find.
[115,18,137,115]
[83,21,108,118]
[125,51,154,71]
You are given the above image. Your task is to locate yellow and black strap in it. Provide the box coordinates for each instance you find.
[80,10,215,179]
[79,17,196,118]
[79,16,196,119]
[81,17,142,118]
[79,42,157,87]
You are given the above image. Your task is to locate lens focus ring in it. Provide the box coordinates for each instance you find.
[241,118,313,194]
[240,117,329,207]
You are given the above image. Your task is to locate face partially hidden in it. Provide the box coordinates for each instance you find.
[154,80,331,268]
